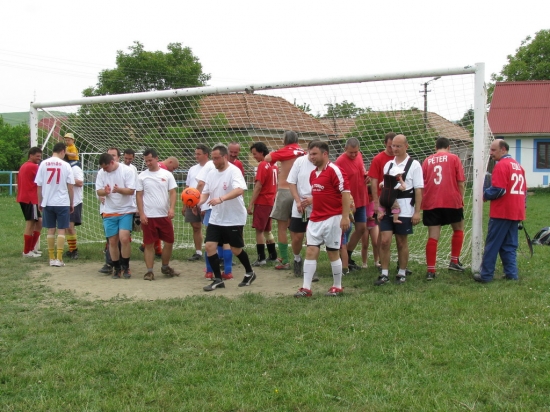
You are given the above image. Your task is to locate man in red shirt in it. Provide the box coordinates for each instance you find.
[228,142,246,176]
[475,139,526,283]
[17,147,43,257]
[248,142,278,265]
[422,137,466,280]
[335,138,368,270]
[294,141,350,298]
[264,131,305,269]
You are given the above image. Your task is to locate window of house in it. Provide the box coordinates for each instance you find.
[537,142,550,169]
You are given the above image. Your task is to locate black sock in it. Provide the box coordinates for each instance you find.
[347,249,354,263]
[256,244,266,261]
[207,254,222,280]
[266,243,277,259]
[120,256,130,270]
[112,260,121,270]
[236,250,253,273]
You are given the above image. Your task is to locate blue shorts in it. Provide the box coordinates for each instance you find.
[103,214,134,238]
[203,209,212,226]
[42,206,70,229]
[379,214,413,235]
[353,206,367,223]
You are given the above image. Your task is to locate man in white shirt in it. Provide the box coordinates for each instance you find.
[197,144,255,291]
[136,148,179,280]
[64,158,84,260]
[35,142,75,267]
[96,152,137,279]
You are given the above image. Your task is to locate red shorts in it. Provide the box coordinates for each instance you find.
[142,217,175,244]
[252,204,273,232]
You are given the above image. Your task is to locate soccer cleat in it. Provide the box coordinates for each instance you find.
[312,272,319,282]
[187,253,202,261]
[293,260,302,277]
[122,268,131,279]
[161,266,180,277]
[98,264,113,274]
[221,272,233,280]
[426,272,436,281]
[294,288,312,298]
[49,259,65,267]
[396,274,406,284]
[342,268,350,276]
[32,249,42,256]
[274,262,290,270]
[205,272,213,279]
[139,245,145,253]
[325,286,344,296]
[64,250,73,258]
[112,268,121,279]
[374,275,389,286]
[22,251,40,258]
[252,259,267,267]
[203,278,225,291]
[448,260,465,272]
[143,272,155,281]
[266,256,279,263]
[238,272,257,287]
[473,273,491,283]
[348,262,361,271]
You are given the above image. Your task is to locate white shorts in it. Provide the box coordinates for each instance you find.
[306,215,342,250]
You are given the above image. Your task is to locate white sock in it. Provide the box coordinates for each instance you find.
[302,259,317,290]
[294,254,301,262]
[196,250,203,256]
[331,259,343,288]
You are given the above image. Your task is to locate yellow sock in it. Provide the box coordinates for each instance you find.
[47,235,55,259]
[57,235,65,261]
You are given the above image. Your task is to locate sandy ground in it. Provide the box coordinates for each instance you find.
[29,258,309,301]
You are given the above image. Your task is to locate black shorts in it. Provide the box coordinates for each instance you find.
[70,203,83,226]
[379,214,413,235]
[289,217,308,233]
[205,224,245,248]
[20,202,41,221]
[422,208,464,227]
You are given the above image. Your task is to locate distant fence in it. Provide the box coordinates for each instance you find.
[0,171,18,195]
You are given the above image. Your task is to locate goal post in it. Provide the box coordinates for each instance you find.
[30,63,489,270]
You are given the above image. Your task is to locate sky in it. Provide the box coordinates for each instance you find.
[1,0,548,114]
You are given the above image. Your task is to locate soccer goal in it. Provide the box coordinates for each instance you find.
[30,63,490,272]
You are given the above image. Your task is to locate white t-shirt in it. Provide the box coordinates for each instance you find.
[95,163,137,214]
[203,163,248,226]
[196,161,215,212]
[71,165,84,206]
[136,168,177,217]
[186,163,204,188]
[383,156,424,217]
[35,156,75,207]
[287,155,316,218]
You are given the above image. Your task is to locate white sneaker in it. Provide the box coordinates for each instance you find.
[362,263,368,269]
[50,259,65,267]
[32,249,43,256]
[22,251,40,258]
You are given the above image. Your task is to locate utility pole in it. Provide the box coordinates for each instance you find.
[420,76,440,130]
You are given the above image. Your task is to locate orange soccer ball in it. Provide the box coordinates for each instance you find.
[181,187,200,207]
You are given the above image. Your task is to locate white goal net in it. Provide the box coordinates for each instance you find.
[30,65,490,271]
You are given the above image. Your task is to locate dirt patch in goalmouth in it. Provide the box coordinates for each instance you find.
[29,259,307,301]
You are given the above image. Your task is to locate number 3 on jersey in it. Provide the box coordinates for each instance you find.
[47,167,61,184]
[432,165,442,185]
[510,173,525,195]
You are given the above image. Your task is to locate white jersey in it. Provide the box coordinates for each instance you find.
[35,156,75,207]
[383,156,424,217]
[186,163,204,188]
[136,168,177,217]
[287,155,316,218]
[95,163,137,214]
[71,165,84,206]
[203,163,247,226]
[196,160,215,212]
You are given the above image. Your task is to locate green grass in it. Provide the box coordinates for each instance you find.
[1,194,549,411]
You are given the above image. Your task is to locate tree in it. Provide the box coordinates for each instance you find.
[457,108,474,136]
[324,100,371,118]
[0,116,30,171]
[488,29,550,100]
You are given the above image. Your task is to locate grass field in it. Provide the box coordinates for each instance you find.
[1,193,549,411]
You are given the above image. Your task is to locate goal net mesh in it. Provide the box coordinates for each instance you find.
[34,71,489,268]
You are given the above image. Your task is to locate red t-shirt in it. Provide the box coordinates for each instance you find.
[368,150,394,196]
[489,157,526,221]
[159,162,168,170]
[17,161,39,204]
[268,143,305,163]
[254,161,278,205]
[309,162,350,222]
[230,159,245,176]
[421,152,465,210]
[335,151,367,207]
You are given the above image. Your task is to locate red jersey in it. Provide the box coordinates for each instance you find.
[489,157,526,221]
[17,161,39,204]
[254,161,278,205]
[421,152,465,210]
[309,162,350,222]
[368,150,394,196]
[159,162,168,170]
[335,151,367,207]
[268,143,305,164]
[230,159,245,176]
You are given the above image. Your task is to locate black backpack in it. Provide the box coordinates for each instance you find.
[379,158,415,210]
